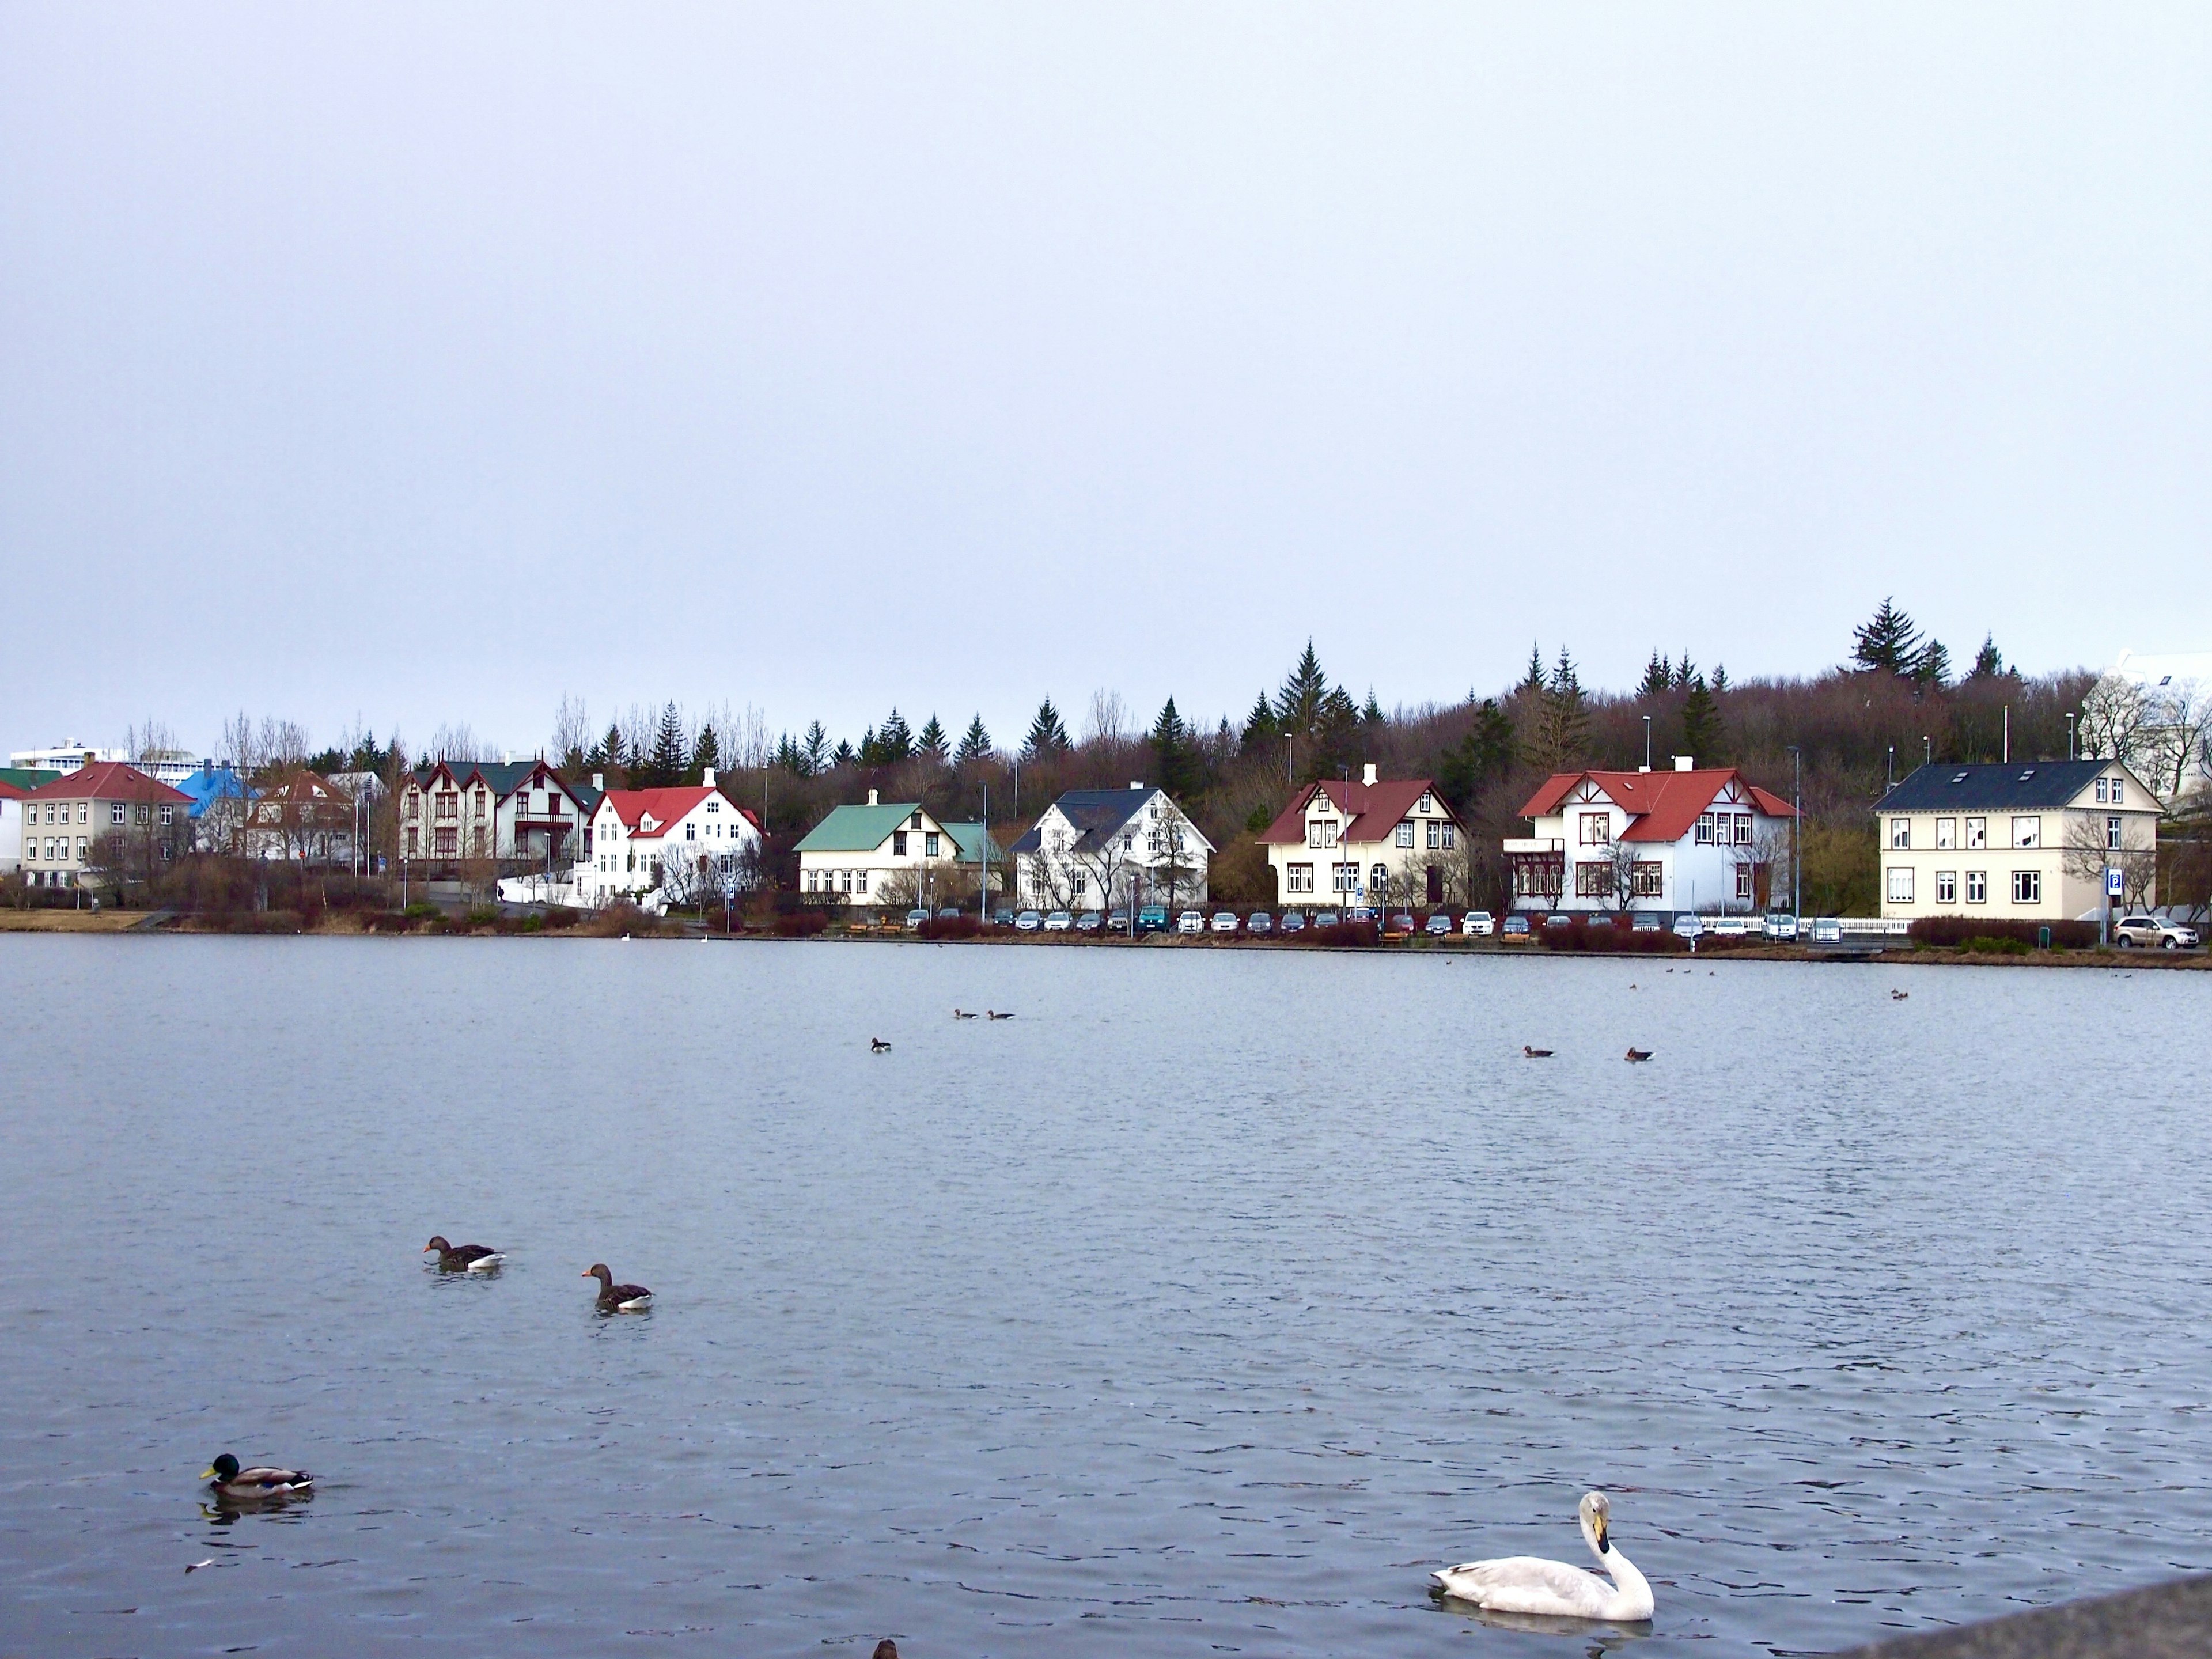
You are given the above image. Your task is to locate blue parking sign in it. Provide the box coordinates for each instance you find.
[2106,866,2124,897]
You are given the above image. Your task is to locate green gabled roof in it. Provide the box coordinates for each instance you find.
[0,768,62,793]
[794,802,920,854]
[795,803,997,864]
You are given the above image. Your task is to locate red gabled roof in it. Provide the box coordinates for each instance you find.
[600,786,759,839]
[1517,768,1796,842]
[1258,777,1454,846]
[26,761,191,805]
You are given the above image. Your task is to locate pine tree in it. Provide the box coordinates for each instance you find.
[877,709,912,763]
[1710,664,1730,695]
[832,739,857,768]
[917,715,948,764]
[801,721,829,775]
[1673,653,1696,689]
[1968,634,2004,679]
[645,702,687,787]
[1639,651,1672,699]
[775,733,806,776]
[593,722,626,771]
[1679,675,1721,762]
[1914,638,1951,688]
[955,715,992,768]
[1517,643,1548,699]
[1532,649,1589,772]
[1312,686,1362,780]
[1852,597,1925,675]
[1240,691,1277,752]
[1022,698,1071,760]
[1440,698,1516,810]
[691,722,722,781]
[1362,689,1385,726]
[1149,697,1200,800]
[1274,641,1331,740]
[858,725,882,766]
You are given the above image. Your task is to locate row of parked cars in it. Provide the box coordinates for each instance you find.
[968,906,1509,937]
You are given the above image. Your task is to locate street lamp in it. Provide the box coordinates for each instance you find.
[1642,714,1652,771]
[1785,744,1802,923]
[2066,711,2076,760]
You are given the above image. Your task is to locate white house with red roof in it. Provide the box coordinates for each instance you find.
[1510,757,1795,915]
[578,770,762,908]
[18,761,193,888]
[1259,764,1464,908]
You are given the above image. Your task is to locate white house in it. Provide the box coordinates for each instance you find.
[1509,758,1795,915]
[793,789,994,909]
[400,758,601,869]
[1258,764,1463,908]
[578,772,763,907]
[1874,759,2158,922]
[1011,783,1213,912]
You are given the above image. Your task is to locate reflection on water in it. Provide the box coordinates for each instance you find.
[2,937,2209,1656]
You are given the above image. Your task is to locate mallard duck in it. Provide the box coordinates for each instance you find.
[1432,1490,1653,1622]
[423,1236,506,1272]
[202,1453,313,1501]
[584,1263,653,1311]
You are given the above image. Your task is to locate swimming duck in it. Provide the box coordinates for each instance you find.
[202,1453,313,1501]
[584,1264,653,1311]
[987,1009,1014,1020]
[1432,1490,1653,1622]
[423,1236,506,1272]
[1892,989,1909,1000]
[870,1037,892,1052]
[953,1007,977,1020]
[1522,1045,1554,1058]
[1624,1047,1653,1062]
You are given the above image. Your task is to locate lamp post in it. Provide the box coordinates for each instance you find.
[1785,744,1801,925]
[2066,711,2076,760]
[1642,714,1652,771]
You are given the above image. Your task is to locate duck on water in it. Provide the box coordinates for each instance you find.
[423,1236,506,1272]
[202,1453,313,1502]
[583,1264,653,1312]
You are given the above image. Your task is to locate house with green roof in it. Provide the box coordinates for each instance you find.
[794,788,997,910]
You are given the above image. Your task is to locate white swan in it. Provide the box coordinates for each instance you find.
[1431,1490,1653,1622]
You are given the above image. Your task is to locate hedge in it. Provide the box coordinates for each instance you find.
[1907,916,2100,950]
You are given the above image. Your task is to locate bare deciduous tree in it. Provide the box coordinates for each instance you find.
[2061,813,2157,913]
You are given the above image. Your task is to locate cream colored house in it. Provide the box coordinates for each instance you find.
[793,789,994,910]
[1257,764,1464,908]
[1875,759,2158,921]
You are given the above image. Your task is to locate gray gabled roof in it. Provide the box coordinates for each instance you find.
[1877,759,2130,813]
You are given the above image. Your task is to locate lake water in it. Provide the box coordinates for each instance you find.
[3,937,2208,1658]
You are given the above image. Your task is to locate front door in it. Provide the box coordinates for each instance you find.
[1425,864,1442,904]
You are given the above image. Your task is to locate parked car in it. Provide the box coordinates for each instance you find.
[1501,914,1531,940]
[1384,911,1416,938]
[1315,910,1342,928]
[2116,914,2200,949]
[1631,911,1664,933]
[992,908,1016,927]
[1137,904,1170,933]
[1014,909,1044,932]
[937,906,962,919]
[1461,910,1494,936]
[1709,916,1752,938]
[1177,910,1205,934]
[1543,911,1576,929]
[1075,910,1103,932]
[1279,910,1306,933]
[1044,910,1074,932]
[1210,911,1238,934]
[1423,912,1455,937]
[1247,911,1273,935]
[904,908,930,930]
[1763,912,1799,940]
[1672,912,1704,939]
[1106,908,1130,933]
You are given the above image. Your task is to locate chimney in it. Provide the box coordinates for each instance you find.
[868,787,878,807]
[592,772,604,792]
[1638,764,1652,774]
[703,767,717,787]
[1362,762,1378,787]
[1131,780,1145,790]
[1674,755,1694,771]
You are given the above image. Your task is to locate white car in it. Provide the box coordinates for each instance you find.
[2115,914,2200,949]
[1177,910,1205,934]
[1461,911,1494,936]
[1043,910,1074,932]
[1210,911,1239,934]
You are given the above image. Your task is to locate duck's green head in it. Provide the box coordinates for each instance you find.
[203,1453,240,1482]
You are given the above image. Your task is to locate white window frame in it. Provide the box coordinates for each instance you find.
[1936,817,1955,850]
[1891,817,1911,850]
[1965,816,1987,849]
[2011,815,2040,849]
[1936,870,1956,904]
[1887,866,1915,904]
[1966,870,1987,903]
[2010,869,2041,904]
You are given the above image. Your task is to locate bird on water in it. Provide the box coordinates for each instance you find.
[953,1007,977,1019]
[1431,1490,1653,1623]
[202,1453,313,1501]
[423,1236,506,1272]
[1522,1045,1554,1058]
[987,1009,1014,1020]
[870,1037,892,1052]
[1624,1047,1653,1063]
[582,1264,653,1311]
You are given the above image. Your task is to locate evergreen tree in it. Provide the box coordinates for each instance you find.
[1914,638,1951,688]
[1149,697,1200,800]
[775,733,806,776]
[1852,597,1925,675]
[1710,664,1730,695]
[593,722,626,770]
[1362,689,1385,726]
[1679,675,1721,761]
[832,739,857,768]
[877,709,913,763]
[1532,648,1590,772]
[857,725,882,766]
[691,722,722,781]
[1240,691,1277,752]
[1022,698,1071,760]
[801,720,829,775]
[1517,643,1548,699]
[1439,698,1517,810]
[1639,651,1672,699]
[1673,653,1696,689]
[645,701,687,787]
[1312,686,1362,780]
[1274,641,1331,739]
[917,715,949,764]
[955,715,993,768]
[1968,634,2004,679]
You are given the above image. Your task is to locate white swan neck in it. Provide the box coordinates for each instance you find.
[1595,1543,1654,1620]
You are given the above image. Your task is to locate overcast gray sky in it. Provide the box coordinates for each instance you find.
[3,4,2206,759]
